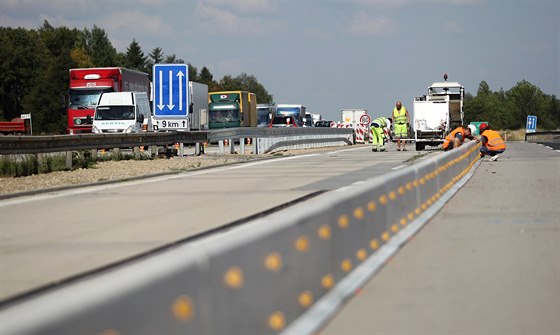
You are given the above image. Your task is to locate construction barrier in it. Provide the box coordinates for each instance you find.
[0,142,482,335]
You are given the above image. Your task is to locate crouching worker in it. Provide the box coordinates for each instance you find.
[479,123,506,161]
[370,117,392,152]
[442,125,474,151]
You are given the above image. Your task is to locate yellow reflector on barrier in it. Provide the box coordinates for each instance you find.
[268,312,286,331]
[318,225,331,240]
[357,248,367,261]
[298,291,314,308]
[295,236,310,252]
[367,200,377,212]
[370,239,380,250]
[172,296,194,321]
[265,252,282,272]
[338,215,350,229]
[322,274,334,289]
[354,207,364,219]
[224,267,244,289]
[341,259,353,272]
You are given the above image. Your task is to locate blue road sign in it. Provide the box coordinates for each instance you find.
[153,64,189,117]
[526,115,537,133]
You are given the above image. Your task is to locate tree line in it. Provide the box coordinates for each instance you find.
[1,21,558,134]
[0,21,273,134]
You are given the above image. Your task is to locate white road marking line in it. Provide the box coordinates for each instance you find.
[391,164,406,170]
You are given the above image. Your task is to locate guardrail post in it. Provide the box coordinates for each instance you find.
[253,137,258,154]
[65,151,72,169]
[113,148,120,159]
[229,139,235,154]
[133,147,141,159]
[240,138,245,154]
[150,145,158,158]
[219,140,224,154]
[179,143,185,157]
[90,149,97,161]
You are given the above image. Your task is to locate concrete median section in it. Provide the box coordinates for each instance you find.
[320,141,560,334]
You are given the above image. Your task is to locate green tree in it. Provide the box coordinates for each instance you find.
[0,27,48,121]
[146,47,164,78]
[124,39,147,72]
[76,25,119,67]
[217,73,273,103]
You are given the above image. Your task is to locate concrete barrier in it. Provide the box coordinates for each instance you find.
[0,142,482,335]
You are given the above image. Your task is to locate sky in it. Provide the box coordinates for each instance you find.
[1,0,559,121]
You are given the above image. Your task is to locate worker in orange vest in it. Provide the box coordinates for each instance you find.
[442,125,474,151]
[478,123,506,161]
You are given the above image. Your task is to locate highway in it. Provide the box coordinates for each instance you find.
[320,141,559,334]
[1,142,420,301]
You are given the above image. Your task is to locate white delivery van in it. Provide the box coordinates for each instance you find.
[92,92,153,133]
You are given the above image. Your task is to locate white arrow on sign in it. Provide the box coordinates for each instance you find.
[167,71,175,110]
[157,71,164,110]
[177,71,184,111]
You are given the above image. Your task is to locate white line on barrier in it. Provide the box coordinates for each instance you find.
[282,158,482,335]
[391,164,406,170]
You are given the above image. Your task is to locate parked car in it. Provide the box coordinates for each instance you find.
[269,115,299,128]
[315,120,334,127]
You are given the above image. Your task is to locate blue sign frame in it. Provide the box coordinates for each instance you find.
[153,64,189,117]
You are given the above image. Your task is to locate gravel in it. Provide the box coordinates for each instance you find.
[0,146,348,196]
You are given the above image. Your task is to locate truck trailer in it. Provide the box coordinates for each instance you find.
[67,67,150,134]
[413,76,464,151]
[208,91,257,129]
[152,81,209,131]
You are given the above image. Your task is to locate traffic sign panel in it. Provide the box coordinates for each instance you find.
[153,64,189,117]
[526,115,537,133]
[360,114,371,125]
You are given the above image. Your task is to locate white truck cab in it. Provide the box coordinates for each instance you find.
[92,92,152,133]
[413,77,464,151]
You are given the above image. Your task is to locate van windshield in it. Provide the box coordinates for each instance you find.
[95,106,135,120]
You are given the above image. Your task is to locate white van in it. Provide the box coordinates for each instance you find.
[92,92,152,133]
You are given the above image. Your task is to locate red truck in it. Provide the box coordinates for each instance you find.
[0,118,29,135]
[67,67,150,134]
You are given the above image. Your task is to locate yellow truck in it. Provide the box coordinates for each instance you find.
[208,91,257,128]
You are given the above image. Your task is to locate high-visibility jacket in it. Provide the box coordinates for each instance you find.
[372,117,388,128]
[481,129,506,151]
[442,127,465,149]
[393,107,408,124]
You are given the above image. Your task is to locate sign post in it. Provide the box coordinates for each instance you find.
[526,115,537,133]
[21,113,32,135]
[153,64,189,130]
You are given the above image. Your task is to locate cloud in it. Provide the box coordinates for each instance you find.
[303,26,332,40]
[443,21,464,33]
[197,0,277,13]
[346,11,393,36]
[193,1,282,36]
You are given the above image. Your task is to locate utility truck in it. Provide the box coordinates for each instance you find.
[276,104,306,127]
[413,75,464,151]
[67,67,150,134]
[208,91,257,129]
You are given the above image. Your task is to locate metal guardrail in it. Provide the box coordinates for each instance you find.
[525,130,560,143]
[0,141,482,335]
[0,128,354,155]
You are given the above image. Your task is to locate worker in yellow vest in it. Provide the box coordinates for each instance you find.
[392,101,410,151]
[370,117,392,152]
[479,123,506,161]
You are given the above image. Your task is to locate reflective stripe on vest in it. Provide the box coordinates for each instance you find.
[373,117,387,128]
[482,130,506,150]
[442,127,465,149]
[393,107,407,124]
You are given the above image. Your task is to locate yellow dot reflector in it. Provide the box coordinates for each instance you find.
[415,207,422,215]
[318,225,331,240]
[400,217,407,226]
[367,200,377,212]
[413,180,419,188]
[406,182,413,191]
[419,178,426,185]
[295,236,310,252]
[264,252,282,272]
[379,194,388,205]
[370,239,380,250]
[322,274,334,289]
[398,186,406,195]
[391,224,399,233]
[338,215,350,229]
[172,296,194,321]
[389,191,397,200]
[224,267,244,289]
[354,207,364,220]
[341,259,353,272]
[381,232,390,241]
[407,212,415,221]
[268,312,286,331]
[421,203,428,211]
[357,248,367,261]
[298,291,314,308]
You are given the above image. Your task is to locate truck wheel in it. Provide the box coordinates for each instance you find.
[415,142,425,151]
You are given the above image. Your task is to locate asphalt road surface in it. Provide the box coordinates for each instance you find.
[1,142,421,301]
[320,141,560,334]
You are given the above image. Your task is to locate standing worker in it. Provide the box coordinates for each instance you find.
[479,123,506,161]
[392,101,410,151]
[370,117,392,152]
[442,125,475,151]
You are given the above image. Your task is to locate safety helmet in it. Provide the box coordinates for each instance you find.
[467,124,476,134]
[479,123,488,133]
